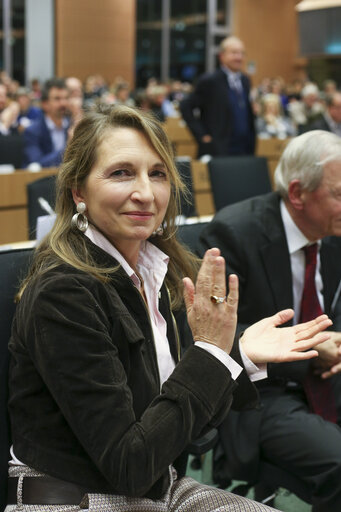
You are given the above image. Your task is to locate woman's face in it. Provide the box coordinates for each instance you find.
[265,101,279,116]
[73,127,171,266]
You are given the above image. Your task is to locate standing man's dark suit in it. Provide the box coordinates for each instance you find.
[198,191,341,511]
[180,36,255,157]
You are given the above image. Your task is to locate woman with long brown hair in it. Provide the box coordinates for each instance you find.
[6,105,330,511]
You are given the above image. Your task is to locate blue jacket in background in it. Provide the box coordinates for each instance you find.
[23,115,69,168]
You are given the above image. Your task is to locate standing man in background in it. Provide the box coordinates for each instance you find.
[180,36,255,157]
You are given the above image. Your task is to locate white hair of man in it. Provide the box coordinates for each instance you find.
[274,130,341,198]
[219,35,243,53]
[301,82,320,98]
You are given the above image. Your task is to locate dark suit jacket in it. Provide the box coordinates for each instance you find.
[303,114,332,134]
[197,191,341,482]
[180,69,255,157]
[23,115,69,168]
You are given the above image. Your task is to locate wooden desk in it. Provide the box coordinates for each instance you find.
[0,168,58,244]
[191,160,215,216]
[256,137,291,186]
[163,117,198,159]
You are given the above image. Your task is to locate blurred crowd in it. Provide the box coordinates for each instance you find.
[0,69,340,167]
[0,71,194,136]
[252,76,341,139]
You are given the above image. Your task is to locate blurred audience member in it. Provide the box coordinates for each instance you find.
[168,80,187,104]
[0,83,20,135]
[15,87,41,132]
[257,77,271,96]
[145,84,169,121]
[7,79,20,99]
[65,76,84,127]
[113,81,135,107]
[93,74,108,97]
[286,79,304,102]
[305,91,341,136]
[65,76,83,100]
[134,89,151,111]
[23,78,70,168]
[83,75,100,106]
[256,93,296,139]
[0,70,11,84]
[30,78,42,104]
[269,77,289,112]
[322,79,337,100]
[288,82,324,133]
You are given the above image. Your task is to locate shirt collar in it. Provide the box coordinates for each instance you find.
[44,115,68,131]
[221,65,242,80]
[84,224,169,289]
[280,199,315,254]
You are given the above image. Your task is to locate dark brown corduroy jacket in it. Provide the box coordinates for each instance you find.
[8,239,257,499]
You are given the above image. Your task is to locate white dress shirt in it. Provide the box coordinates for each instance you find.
[221,66,243,94]
[280,200,323,325]
[85,225,265,382]
[44,115,68,152]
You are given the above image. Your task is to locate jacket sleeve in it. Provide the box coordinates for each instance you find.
[20,273,238,497]
[180,77,211,142]
[23,125,64,167]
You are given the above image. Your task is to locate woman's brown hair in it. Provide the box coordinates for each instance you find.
[18,104,200,309]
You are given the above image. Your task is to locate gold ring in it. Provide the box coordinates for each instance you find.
[210,295,226,304]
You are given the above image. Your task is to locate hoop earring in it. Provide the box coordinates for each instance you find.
[71,202,88,232]
[152,224,164,236]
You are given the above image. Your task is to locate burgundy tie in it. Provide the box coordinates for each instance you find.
[300,243,337,423]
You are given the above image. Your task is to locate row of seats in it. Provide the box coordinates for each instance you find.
[176,155,271,218]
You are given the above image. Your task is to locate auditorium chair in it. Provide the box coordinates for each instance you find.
[26,175,57,239]
[176,222,209,253]
[208,156,272,212]
[175,157,198,218]
[0,247,34,512]
[253,460,311,506]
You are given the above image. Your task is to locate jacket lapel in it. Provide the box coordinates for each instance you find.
[259,194,294,315]
[320,237,341,316]
[85,237,179,363]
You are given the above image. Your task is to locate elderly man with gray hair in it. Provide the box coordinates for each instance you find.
[197,130,341,511]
